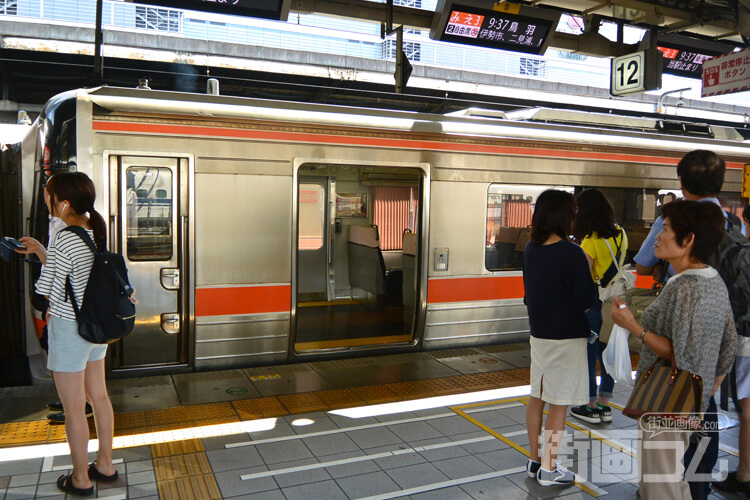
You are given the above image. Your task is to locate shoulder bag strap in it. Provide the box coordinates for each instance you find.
[61,226,98,317]
[604,239,621,274]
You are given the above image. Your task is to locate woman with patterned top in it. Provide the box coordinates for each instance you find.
[611,199,737,500]
[36,172,120,497]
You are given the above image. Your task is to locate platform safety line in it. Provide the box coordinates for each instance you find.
[239,435,496,481]
[452,398,606,498]
[226,412,457,449]
[354,466,526,500]
[47,457,124,472]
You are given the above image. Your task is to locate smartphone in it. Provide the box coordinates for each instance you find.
[4,237,25,249]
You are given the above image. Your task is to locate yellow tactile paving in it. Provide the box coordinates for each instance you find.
[231,399,263,420]
[423,376,467,395]
[315,388,367,409]
[351,384,402,404]
[115,411,148,429]
[114,426,148,437]
[154,452,213,480]
[146,406,194,426]
[278,392,329,413]
[188,402,237,421]
[152,438,205,457]
[157,473,222,500]
[0,421,52,446]
[383,380,435,399]
[47,423,67,442]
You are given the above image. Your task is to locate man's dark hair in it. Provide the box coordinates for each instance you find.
[661,199,725,263]
[531,190,576,246]
[676,150,726,197]
[743,205,750,224]
[573,188,620,241]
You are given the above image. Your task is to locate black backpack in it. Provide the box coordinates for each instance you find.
[706,214,750,338]
[63,226,136,344]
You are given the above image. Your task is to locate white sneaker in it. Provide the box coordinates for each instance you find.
[526,459,541,478]
[537,462,575,486]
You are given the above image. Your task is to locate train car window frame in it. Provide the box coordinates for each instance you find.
[485,183,574,272]
[298,183,325,251]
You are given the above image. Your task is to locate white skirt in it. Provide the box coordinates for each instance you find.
[529,336,589,406]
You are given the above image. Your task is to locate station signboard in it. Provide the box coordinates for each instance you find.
[702,47,750,97]
[430,0,561,56]
[134,0,291,21]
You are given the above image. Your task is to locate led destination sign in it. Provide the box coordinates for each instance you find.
[431,3,560,56]
[135,0,290,20]
[658,45,722,79]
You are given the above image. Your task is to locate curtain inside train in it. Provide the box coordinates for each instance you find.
[371,186,417,251]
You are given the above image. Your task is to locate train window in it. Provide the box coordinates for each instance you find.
[126,167,173,261]
[299,184,324,251]
[485,184,574,271]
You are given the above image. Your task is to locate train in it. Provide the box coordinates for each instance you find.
[14,86,750,376]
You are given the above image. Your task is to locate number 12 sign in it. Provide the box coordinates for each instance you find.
[611,52,645,95]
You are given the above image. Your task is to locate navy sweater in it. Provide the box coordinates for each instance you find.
[523,240,597,340]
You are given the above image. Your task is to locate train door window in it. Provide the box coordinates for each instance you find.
[485,184,574,271]
[126,167,173,261]
[299,184,325,250]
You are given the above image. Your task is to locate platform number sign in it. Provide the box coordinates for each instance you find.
[611,52,646,95]
[610,49,662,96]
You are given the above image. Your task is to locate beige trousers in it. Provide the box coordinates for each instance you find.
[638,426,692,500]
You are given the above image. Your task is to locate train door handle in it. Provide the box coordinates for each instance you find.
[161,313,180,335]
[160,268,180,290]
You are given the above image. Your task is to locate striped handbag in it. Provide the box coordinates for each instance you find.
[623,351,703,428]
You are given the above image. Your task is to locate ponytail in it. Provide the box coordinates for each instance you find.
[89,208,107,251]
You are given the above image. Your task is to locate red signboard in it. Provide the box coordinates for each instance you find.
[702,47,750,97]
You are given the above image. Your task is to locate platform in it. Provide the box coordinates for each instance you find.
[0,344,744,499]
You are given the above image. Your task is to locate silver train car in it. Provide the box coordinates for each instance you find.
[19,87,750,375]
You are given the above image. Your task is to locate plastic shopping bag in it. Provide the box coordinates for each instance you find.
[602,324,634,386]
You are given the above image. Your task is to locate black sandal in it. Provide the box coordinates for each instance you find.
[88,461,119,481]
[56,474,94,497]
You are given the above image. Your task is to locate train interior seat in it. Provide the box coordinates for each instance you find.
[348,225,403,303]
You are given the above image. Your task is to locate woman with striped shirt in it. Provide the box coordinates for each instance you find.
[36,172,119,497]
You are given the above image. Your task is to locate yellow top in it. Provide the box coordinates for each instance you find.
[580,227,628,281]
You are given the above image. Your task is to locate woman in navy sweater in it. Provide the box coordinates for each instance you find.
[523,189,598,486]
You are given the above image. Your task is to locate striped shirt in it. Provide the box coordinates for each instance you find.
[36,228,96,321]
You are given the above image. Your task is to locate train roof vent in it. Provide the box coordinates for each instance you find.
[656,120,714,138]
[504,108,654,130]
[445,108,507,119]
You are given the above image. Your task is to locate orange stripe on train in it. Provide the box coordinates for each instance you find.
[196,285,291,317]
[92,121,744,168]
[427,274,654,304]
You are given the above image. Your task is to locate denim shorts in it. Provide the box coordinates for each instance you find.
[47,316,108,373]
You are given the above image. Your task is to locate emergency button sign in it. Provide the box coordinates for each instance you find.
[702,47,750,97]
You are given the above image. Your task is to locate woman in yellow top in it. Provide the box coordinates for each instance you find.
[570,188,628,425]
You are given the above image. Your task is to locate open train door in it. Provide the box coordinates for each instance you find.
[292,164,426,355]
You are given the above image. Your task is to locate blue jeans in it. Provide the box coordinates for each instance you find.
[586,300,615,400]
[684,397,719,500]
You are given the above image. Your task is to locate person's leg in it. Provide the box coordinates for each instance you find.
[84,357,116,476]
[685,397,718,500]
[53,370,93,490]
[596,339,614,406]
[526,396,545,463]
[541,404,568,471]
[739,398,750,479]
[639,426,691,499]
